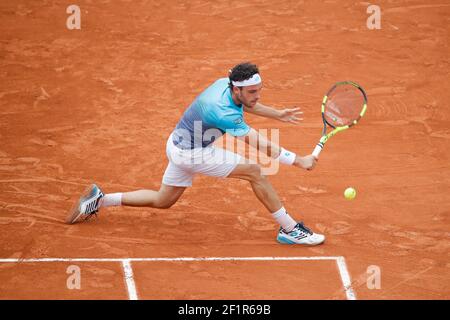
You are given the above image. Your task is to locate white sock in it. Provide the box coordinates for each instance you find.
[101,193,122,207]
[272,207,297,232]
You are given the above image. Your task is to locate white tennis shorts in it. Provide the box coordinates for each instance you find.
[162,133,241,187]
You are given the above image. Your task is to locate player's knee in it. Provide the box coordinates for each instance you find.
[154,199,176,209]
[157,202,174,209]
[247,164,264,182]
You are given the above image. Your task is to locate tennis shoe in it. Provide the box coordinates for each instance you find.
[66,184,104,224]
[277,222,325,245]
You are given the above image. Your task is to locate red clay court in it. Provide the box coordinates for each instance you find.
[0,0,449,300]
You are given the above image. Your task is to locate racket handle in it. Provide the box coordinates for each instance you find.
[312,144,323,158]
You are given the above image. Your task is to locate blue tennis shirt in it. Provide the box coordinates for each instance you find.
[172,78,251,149]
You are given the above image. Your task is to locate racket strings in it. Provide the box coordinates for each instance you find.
[324,85,365,127]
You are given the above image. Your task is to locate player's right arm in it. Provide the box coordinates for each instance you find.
[238,128,317,171]
[207,107,316,171]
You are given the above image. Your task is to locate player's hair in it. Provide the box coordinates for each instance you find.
[228,62,260,89]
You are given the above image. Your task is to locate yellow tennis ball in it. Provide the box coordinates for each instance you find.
[344,187,356,200]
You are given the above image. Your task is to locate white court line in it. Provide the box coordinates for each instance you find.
[0,256,342,263]
[0,256,356,300]
[336,256,357,300]
[122,260,138,300]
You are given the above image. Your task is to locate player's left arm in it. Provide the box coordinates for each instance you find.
[244,102,303,124]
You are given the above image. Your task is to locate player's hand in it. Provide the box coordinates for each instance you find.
[294,154,318,171]
[279,107,303,124]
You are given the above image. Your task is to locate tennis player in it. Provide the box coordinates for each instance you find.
[67,62,325,245]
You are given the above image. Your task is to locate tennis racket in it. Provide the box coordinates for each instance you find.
[312,81,368,158]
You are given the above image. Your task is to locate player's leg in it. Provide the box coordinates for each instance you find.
[66,183,186,224]
[101,160,192,210]
[190,145,323,244]
[193,146,288,220]
[227,162,325,245]
[227,163,281,213]
[227,162,297,231]
[66,133,193,224]
[120,184,186,209]
[66,160,192,224]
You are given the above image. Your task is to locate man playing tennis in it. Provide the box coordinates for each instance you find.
[67,62,325,245]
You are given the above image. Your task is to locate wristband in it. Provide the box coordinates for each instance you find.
[278,148,296,165]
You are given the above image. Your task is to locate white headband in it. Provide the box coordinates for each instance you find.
[231,73,262,87]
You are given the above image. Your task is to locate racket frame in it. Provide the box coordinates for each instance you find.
[312,81,367,158]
